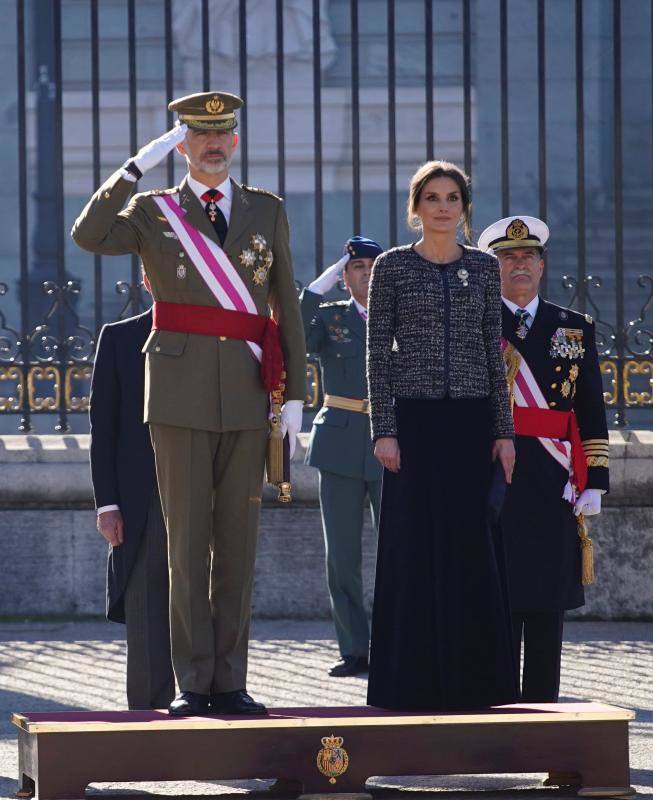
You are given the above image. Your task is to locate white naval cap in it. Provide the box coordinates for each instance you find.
[477,215,549,253]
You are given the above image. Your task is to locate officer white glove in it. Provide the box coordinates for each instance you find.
[307,254,350,295]
[280,399,304,459]
[121,124,188,181]
[574,488,602,517]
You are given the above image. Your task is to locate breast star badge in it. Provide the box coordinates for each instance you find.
[240,234,274,286]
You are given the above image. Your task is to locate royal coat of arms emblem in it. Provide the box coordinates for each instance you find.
[316,734,349,784]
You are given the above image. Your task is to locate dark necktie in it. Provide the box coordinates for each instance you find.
[515,308,531,340]
[200,188,228,245]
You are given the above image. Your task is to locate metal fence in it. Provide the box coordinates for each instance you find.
[0,0,652,431]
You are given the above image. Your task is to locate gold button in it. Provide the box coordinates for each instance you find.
[155,345,161,352]
[549,401,557,407]
[103,191,111,198]
[551,383,557,389]
[555,366,562,373]
[219,336,227,342]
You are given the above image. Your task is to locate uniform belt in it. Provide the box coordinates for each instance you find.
[323,394,370,414]
[513,406,588,493]
[152,300,283,392]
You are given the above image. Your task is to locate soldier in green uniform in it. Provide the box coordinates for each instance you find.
[72,92,306,716]
[301,236,384,677]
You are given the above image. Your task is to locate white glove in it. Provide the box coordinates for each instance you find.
[280,399,303,459]
[574,488,602,517]
[128,124,188,177]
[307,254,350,295]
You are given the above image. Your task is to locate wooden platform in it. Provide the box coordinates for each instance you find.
[12,702,635,799]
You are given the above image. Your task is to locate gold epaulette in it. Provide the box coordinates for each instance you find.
[242,184,283,201]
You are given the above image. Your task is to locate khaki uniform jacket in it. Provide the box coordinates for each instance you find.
[72,172,306,432]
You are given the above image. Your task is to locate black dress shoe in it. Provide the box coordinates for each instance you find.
[328,655,369,677]
[210,690,267,715]
[168,690,210,716]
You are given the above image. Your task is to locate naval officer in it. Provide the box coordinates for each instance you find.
[478,216,609,704]
[301,236,384,677]
[72,91,307,716]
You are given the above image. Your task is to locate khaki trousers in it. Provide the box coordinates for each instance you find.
[150,423,268,695]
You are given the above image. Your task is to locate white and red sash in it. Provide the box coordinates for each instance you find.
[152,192,263,362]
[502,338,576,501]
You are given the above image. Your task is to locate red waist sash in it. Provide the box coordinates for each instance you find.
[513,406,587,493]
[152,301,283,392]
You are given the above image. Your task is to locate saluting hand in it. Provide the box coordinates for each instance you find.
[131,124,188,175]
[492,437,515,484]
[375,436,401,473]
[97,510,124,547]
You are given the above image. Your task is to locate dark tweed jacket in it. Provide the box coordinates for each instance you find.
[366,244,514,441]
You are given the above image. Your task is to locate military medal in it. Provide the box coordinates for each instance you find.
[239,233,274,286]
[207,201,218,223]
[550,328,585,359]
[515,308,530,340]
[177,264,186,279]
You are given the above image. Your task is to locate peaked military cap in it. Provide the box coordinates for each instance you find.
[168,91,243,131]
[343,236,383,260]
[478,215,549,253]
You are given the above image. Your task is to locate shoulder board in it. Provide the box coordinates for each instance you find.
[242,184,282,201]
[141,187,178,197]
[544,300,586,324]
[319,300,349,308]
[584,313,593,324]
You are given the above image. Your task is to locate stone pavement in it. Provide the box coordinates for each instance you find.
[0,619,650,799]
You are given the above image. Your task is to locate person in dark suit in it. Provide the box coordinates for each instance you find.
[478,216,609,705]
[301,236,384,677]
[90,307,175,710]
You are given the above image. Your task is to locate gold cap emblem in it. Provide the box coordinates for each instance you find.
[206,95,225,114]
[507,218,530,241]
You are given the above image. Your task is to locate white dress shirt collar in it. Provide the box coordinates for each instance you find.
[502,294,540,326]
[186,173,233,223]
[352,297,368,320]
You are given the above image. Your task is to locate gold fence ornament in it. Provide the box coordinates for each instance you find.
[0,366,23,411]
[27,366,60,411]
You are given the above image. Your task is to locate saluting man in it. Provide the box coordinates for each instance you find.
[72,92,306,716]
[301,236,384,678]
[478,216,609,705]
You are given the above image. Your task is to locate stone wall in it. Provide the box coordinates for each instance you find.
[0,432,651,619]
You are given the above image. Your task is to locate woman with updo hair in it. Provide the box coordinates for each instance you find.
[366,160,518,711]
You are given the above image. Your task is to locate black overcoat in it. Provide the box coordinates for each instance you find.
[89,310,157,623]
[500,299,609,612]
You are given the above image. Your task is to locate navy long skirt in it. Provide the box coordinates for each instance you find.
[367,397,519,711]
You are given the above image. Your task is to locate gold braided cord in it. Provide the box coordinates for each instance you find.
[583,447,610,455]
[582,438,609,445]
[586,456,609,468]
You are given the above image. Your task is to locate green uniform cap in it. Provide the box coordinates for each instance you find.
[168,91,243,131]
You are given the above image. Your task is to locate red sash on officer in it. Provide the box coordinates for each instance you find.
[513,406,588,494]
[153,301,283,393]
[502,338,587,498]
[151,191,284,392]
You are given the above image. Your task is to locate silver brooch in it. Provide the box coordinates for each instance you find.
[457,268,469,287]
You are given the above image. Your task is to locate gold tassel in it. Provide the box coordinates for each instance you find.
[265,398,284,485]
[503,343,522,411]
[577,513,595,586]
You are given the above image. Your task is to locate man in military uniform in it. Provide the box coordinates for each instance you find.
[72,92,306,716]
[301,236,384,677]
[478,216,609,706]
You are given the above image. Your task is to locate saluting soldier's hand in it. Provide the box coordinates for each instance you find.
[97,510,124,547]
[375,437,401,473]
[492,437,515,484]
[132,124,188,175]
[307,254,349,295]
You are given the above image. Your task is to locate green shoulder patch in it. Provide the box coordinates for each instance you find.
[143,187,179,197]
[242,184,283,202]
